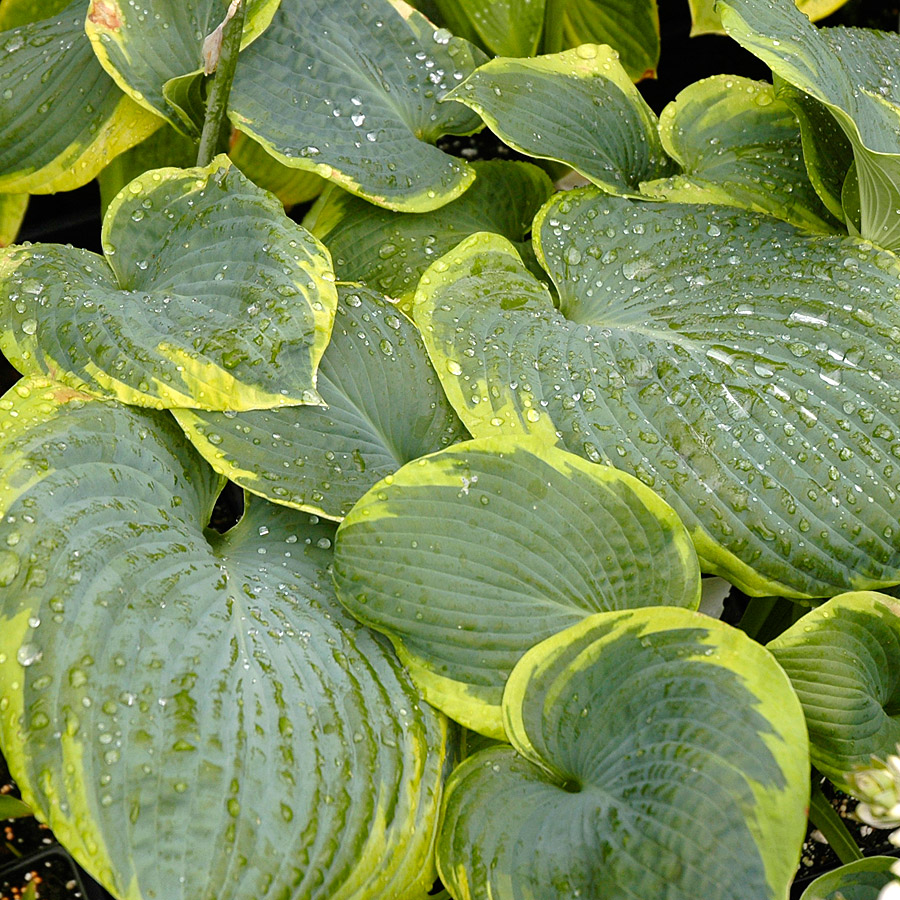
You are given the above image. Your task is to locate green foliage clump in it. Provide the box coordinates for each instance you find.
[0,0,898,899]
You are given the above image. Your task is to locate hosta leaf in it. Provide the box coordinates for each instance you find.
[447,46,674,199]
[229,131,326,208]
[557,0,659,82]
[414,190,900,598]
[333,435,701,737]
[640,75,841,233]
[718,0,900,251]
[172,284,468,519]
[0,194,28,247]
[767,592,900,790]
[0,157,337,411]
[437,608,809,900]
[0,0,161,194]
[774,77,854,224]
[688,0,850,36]
[799,857,900,900]
[0,377,448,900]
[431,0,544,57]
[228,0,486,212]
[305,160,552,309]
[85,0,281,135]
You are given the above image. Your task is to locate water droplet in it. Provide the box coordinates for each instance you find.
[0,550,20,587]
[16,643,42,667]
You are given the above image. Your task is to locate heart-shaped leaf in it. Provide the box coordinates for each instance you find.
[799,857,900,900]
[0,0,161,194]
[437,607,809,900]
[447,45,674,198]
[557,0,659,82]
[0,157,337,411]
[414,190,900,598]
[718,0,900,251]
[85,0,281,135]
[333,435,700,737]
[227,0,486,212]
[767,591,900,790]
[0,377,449,900]
[173,284,468,519]
[305,160,552,309]
[640,75,841,233]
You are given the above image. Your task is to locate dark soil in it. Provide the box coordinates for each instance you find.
[0,756,110,900]
[791,776,900,898]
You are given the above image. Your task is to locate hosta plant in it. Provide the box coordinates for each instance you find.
[0,0,898,898]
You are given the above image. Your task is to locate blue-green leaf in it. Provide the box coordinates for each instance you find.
[719,0,900,251]
[0,377,449,900]
[415,190,900,598]
[228,0,486,211]
[0,158,337,411]
[447,45,673,198]
[767,591,900,790]
[0,0,160,194]
[438,607,809,900]
[334,435,700,736]
[173,284,468,519]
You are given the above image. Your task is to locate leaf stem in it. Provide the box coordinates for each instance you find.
[737,596,779,641]
[197,0,246,167]
[809,775,864,865]
[542,0,566,54]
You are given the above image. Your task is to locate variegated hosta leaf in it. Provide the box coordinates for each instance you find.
[172,284,468,519]
[799,857,900,900]
[333,435,701,737]
[85,0,281,136]
[0,0,161,194]
[718,0,900,252]
[431,0,544,57]
[305,160,552,310]
[558,0,659,82]
[767,591,900,790]
[414,189,900,599]
[774,76,854,224]
[0,157,337,411]
[688,0,850,36]
[0,194,28,247]
[447,46,674,199]
[640,75,841,233]
[437,608,809,900]
[0,377,449,900]
[229,131,326,208]
[228,0,486,212]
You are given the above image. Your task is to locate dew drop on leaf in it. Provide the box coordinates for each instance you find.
[16,643,42,667]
